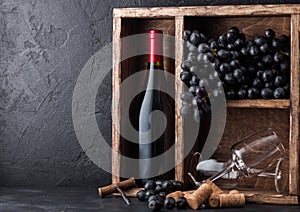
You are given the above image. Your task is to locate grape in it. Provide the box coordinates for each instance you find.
[265,81,274,89]
[145,190,155,200]
[187,52,197,62]
[274,87,286,98]
[262,55,273,67]
[228,26,240,35]
[234,38,244,49]
[137,190,146,201]
[164,197,176,210]
[261,88,273,99]
[279,34,289,44]
[199,33,208,43]
[180,92,193,103]
[148,199,163,211]
[181,60,192,71]
[240,47,248,57]
[283,84,290,94]
[256,62,265,70]
[254,36,267,46]
[144,180,156,190]
[170,180,184,191]
[180,71,191,85]
[219,63,231,74]
[189,44,198,52]
[210,40,219,49]
[227,32,237,44]
[237,88,247,99]
[260,43,270,53]
[231,50,240,59]
[274,75,287,87]
[265,29,275,40]
[188,86,196,95]
[218,34,228,46]
[280,61,289,74]
[274,52,285,63]
[189,32,200,45]
[256,70,264,79]
[180,105,193,118]
[236,75,246,84]
[196,87,207,97]
[252,78,263,89]
[203,52,215,63]
[198,43,210,53]
[177,197,188,209]
[162,181,173,192]
[224,73,236,85]
[249,46,259,57]
[233,69,243,79]
[248,87,260,99]
[272,38,280,49]
[262,70,273,82]
[230,60,240,69]
[192,96,201,108]
[226,89,236,99]
[158,191,167,199]
[183,30,192,41]
[199,78,208,88]
[197,53,204,63]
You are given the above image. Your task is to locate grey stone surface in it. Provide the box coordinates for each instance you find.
[0,0,299,187]
[0,187,299,211]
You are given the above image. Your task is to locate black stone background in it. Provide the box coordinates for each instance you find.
[0,0,299,187]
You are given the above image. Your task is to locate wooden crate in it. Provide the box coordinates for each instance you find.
[112,5,300,204]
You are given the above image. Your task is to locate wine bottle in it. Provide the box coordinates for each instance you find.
[138,30,165,184]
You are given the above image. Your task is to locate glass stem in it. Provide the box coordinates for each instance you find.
[205,162,236,183]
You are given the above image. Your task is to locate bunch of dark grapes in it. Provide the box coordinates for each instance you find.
[180,27,290,120]
[180,30,224,123]
[136,179,186,210]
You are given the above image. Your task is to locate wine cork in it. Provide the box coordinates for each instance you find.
[207,193,219,208]
[166,191,183,202]
[205,180,223,208]
[219,193,245,208]
[205,180,224,194]
[186,183,212,210]
[229,189,240,194]
[183,190,195,196]
[184,193,191,199]
[98,178,136,197]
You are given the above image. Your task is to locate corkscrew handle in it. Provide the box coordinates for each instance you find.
[98,177,136,197]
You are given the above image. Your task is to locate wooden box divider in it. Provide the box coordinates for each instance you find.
[112,5,300,204]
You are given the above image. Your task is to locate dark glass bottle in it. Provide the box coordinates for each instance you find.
[138,30,165,184]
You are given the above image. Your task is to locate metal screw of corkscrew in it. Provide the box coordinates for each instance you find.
[113,184,131,205]
[188,172,202,187]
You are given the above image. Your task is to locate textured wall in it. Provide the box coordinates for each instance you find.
[0,0,299,187]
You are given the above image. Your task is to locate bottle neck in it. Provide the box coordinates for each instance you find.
[147,60,163,89]
[148,61,163,69]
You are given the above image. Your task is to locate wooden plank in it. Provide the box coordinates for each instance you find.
[175,16,185,183]
[112,17,122,184]
[114,5,300,18]
[185,16,290,42]
[245,194,298,205]
[226,100,290,109]
[289,14,300,196]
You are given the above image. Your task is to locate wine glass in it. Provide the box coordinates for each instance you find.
[189,128,287,193]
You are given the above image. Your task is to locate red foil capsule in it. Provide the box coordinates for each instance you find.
[148,30,163,62]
